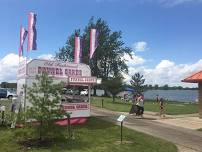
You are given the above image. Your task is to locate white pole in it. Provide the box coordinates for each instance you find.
[199,83,202,119]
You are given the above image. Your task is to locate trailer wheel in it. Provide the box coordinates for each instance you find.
[8,95,13,99]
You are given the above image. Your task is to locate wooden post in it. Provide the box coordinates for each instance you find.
[121,121,123,144]
[1,111,4,125]
[88,85,91,104]
[67,114,71,138]
[199,83,202,119]
[66,112,72,139]
[1,106,5,125]
[101,99,104,108]
[88,85,91,116]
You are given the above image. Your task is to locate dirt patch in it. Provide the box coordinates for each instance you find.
[18,138,54,149]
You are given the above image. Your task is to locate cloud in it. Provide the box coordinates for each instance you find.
[149,0,202,6]
[159,0,201,6]
[0,53,201,87]
[123,52,145,66]
[37,54,54,60]
[156,60,175,69]
[132,41,148,52]
[0,53,19,82]
[95,0,120,2]
[0,53,55,83]
[96,0,202,6]
[125,59,202,87]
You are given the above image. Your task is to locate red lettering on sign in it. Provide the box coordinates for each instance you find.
[62,104,89,111]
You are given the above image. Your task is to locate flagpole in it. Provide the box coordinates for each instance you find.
[18,25,21,64]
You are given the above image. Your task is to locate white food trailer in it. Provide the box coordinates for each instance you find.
[17,59,99,118]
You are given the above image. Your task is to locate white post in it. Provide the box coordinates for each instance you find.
[199,83,202,119]
[24,60,27,113]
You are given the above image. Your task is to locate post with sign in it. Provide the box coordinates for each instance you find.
[117,114,126,144]
[0,106,5,125]
[66,112,72,139]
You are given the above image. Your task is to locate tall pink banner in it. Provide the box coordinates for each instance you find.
[27,12,37,51]
[89,29,98,59]
[74,36,81,63]
[19,26,28,57]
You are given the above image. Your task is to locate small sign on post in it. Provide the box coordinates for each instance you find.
[0,106,5,125]
[117,115,126,144]
[117,115,126,122]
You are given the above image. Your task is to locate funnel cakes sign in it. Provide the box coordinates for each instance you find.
[20,59,91,78]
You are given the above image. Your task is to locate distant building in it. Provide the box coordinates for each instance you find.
[0,82,17,89]
[116,87,135,100]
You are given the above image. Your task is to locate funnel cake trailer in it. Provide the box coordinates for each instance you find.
[17,59,98,119]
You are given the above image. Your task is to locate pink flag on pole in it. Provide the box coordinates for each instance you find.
[27,12,37,51]
[89,29,99,59]
[19,26,28,57]
[79,38,83,63]
[74,35,81,64]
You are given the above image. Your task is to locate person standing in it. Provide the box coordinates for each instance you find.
[159,98,165,117]
[129,94,138,115]
[139,95,144,117]
[156,94,160,104]
[135,94,144,117]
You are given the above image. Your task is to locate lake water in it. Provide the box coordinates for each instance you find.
[95,89,198,103]
[143,90,198,103]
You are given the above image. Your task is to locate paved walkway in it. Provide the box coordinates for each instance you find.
[91,106,202,152]
[142,111,202,130]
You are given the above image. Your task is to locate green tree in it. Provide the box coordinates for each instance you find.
[177,86,183,90]
[103,77,123,102]
[130,73,145,94]
[26,73,64,140]
[154,84,159,90]
[162,84,169,90]
[148,84,153,89]
[55,17,132,95]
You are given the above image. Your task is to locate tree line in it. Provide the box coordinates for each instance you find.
[143,84,198,90]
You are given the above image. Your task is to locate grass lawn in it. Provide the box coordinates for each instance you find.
[0,98,12,108]
[0,117,177,152]
[198,128,202,132]
[91,97,198,115]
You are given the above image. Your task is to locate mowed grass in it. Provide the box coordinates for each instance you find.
[198,128,202,132]
[0,98,12,109]
[0,117,177,152]
[0,98,177,151]
[91,97,198,115]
